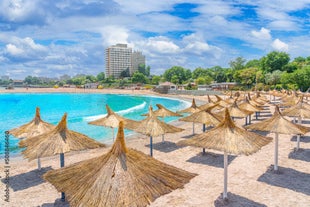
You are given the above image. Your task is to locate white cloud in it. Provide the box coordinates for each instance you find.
[271,39,288,52]
[251,27,271,40]
[100,26,129,46]
[143,36,180,54]
[6,44,24,55]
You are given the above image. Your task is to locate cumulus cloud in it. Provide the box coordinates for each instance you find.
[100,26,129,46]
[271,39,288,51]
[251,27,271,40]
[142,36,180,54]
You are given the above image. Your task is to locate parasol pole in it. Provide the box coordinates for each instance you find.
[60,153,65,201]
[296,116,302,150]
[37,156,41,170]
[161,117,165,142]
[112,127,115,142]
[192,122,195,135]
[202,124,206,155]
[274,132,279,171]
[150,136,153,157]
[223,151,228,199]
[255,111,258,120]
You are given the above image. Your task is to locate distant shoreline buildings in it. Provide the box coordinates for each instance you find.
[105,43,145,78]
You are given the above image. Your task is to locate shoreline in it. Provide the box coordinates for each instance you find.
[1,88,309,206]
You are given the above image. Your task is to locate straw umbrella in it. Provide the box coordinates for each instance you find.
[178,109,272,200]
[9,107,55,170]
[179,104,221,154]
[239,97,262,121]
[43,121,196,207]
[20,113,105,201]
[245,105,310,171]
[132,106,184,156]
[178,98,201,134]
[281,98,310,150]
[88,104,138,142]
[216,100,253,125]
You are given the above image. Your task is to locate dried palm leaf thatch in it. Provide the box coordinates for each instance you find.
[239,97,262,112]
[178,98,201,113]
[20,113,105,161]
[43,121,196,207]
[213,95,231,108]
[142,104,182,117]
[255,91,269,103]
[216,100,253,119]
[9,107,54,139]
[178,108,272,155]
[245,105,310,135]
[88,104,140,134]
[248,93,265,107]
[133,107,184,137]
[180,104,221,126]
[282,98,310,119]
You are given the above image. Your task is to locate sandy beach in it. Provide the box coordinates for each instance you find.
[0,88,309,207]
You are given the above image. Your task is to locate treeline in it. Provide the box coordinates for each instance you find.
[4,51,310,91]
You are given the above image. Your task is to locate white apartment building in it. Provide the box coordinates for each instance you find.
[105,44,145,78]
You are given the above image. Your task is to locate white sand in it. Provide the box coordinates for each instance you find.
[0,88,309,207]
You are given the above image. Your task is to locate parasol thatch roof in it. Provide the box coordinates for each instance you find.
[281,98,310,119]
[132,107,184,137]
[20,113,105,161]
[179,104,221,126]
[214,95,231,108]
[9,107,55,139]
[216,100,253,118]
[178,98,201,113]
[178,108,272,155]
[239,97,262,112]
[43,121,196,207]
[245,105,310,135]
[142,104,182,117]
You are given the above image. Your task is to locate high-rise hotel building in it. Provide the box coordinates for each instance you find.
[105,44,145,78]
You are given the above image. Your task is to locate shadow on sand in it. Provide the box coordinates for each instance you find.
[214,192,267,207]
[258,165,310,196]
[41,198,69,207]
[291,135,310,143]
[187,152,236,168]
[2,166,53,191]
[181,134,197,139]
[145,141,183,153]
[288,149,310,162]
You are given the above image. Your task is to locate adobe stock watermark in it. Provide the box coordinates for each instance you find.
[3,131,10,202]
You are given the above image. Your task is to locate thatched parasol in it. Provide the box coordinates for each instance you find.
[88,104,139,141]
[216,100,253,125]
[245,105,310,171]
[239,97,262,120]
[281,98,310,150]
[179,104,222,154]
[131,106,184,156]
[153,103,182,117]
[20,113,105,201]
[9,107,55,170]
[43,121,196,207]
[214,95,231,108]
[178,98,201,113]
[9,107,54,139]
[178,109,272,200]
[178,98,201,135]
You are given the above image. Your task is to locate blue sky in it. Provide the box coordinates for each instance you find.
[1,0,310,79]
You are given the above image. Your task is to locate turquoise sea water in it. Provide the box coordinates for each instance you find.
[0,93,189,155]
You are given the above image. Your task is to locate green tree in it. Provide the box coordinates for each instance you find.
[96,72,105,81]
[132,72,148,83]
[195,77,206,85]
[192,67,207,79]
[265,70,283,86]
[229,57,246,70]
[120,68,130,78]
[151,75,161,85]
[260,51,290,73]
[233,67,257,88]
[292,66,310,91]
[163,66,191,84]
[245,59,260,68]
[138,64,151,76]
